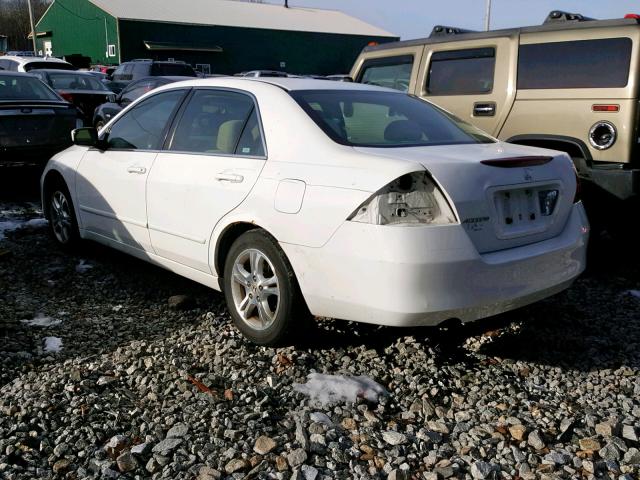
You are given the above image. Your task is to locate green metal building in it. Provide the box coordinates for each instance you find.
[34,0,397,75]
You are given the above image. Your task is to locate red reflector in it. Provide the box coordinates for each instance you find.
[59,91,74,102]
[367,41,379,46]
[480,156,553,168]
[592,104,619,112]
[625,13,640,19]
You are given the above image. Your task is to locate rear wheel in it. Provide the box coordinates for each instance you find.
[47,181,80,250]
[223,230,309,345]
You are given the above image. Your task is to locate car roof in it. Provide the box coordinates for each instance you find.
[0,70,36,77]
[1,55,71,65]
[161,77,398,93]
[31,69,94,75]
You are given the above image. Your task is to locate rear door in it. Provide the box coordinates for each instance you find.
[417,36,518,136]
[76,89,188,251]
[147,88,267,273]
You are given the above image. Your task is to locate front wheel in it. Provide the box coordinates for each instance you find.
[223,230,309,345]
[47,182,80,250]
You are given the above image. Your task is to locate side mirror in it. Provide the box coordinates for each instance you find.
[72,127,99,147]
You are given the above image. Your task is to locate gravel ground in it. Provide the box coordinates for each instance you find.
[1,189,639,480]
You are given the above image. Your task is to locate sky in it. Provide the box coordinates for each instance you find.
[268,0,640,39]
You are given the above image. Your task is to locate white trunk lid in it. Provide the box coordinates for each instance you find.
[355,142,577,253]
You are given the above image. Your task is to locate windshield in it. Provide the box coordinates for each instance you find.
[0,74,61,101]
[290,90,494,148]
[48,72,108,91]
[23,61,75,71]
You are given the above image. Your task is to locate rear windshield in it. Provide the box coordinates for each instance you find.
[291,90,494,148]
[518,38,632,89]
[48,72,109,91]
[150,63,197,77]
[0,74,60,100]
[23,62,75,72]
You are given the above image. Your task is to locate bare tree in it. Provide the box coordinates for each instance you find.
[0,0,51,52]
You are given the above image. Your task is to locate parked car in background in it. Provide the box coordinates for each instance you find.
[30,69,115,125]
[91,65,117,76]
[109,59,197,92]
[92,76,193,129]
[5,51,36,57]
[42,78,588,345]
[350,10,640,229]
[0,55,75,72]
[0,71,79,167]
[240,70,288,78]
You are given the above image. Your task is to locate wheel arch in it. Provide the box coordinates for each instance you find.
[214,222,276,279]
[41,169,68,220]
[506,134,592,163]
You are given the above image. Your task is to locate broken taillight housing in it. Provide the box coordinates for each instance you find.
[348,172,456,226]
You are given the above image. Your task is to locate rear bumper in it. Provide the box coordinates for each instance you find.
[575,158,639,200]
[282,202,589,327]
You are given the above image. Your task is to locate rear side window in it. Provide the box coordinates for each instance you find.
[427,47,495,95]
[518,38,632,89]
[151,62,197,77]
[169,89,261,155]
[357,55,413,92]
[107,90,186,150]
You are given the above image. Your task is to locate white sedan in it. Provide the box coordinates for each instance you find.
[41,78,589,345]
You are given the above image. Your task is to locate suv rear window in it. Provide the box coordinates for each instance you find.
[23,62,75,71]
[427,47,495,95]
[518,38,632,89]
[357,55,413,92]
[151,63,197,77]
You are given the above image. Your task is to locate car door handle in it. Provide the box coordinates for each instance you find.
[127,166,147,174]
[214,173,244,183]
[473,102,496,117]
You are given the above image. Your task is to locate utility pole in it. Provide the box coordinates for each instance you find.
[484,0,492,31]
[26,0,37,55]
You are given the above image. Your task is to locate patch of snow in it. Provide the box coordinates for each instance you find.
[0,217,48,240]
[309,412,334,426]
[22,313,62,327]
[43,336,63,353]
[76,260,94,273]
[112,305,123,312]
[628,290,640,299]
[294,373,388,405]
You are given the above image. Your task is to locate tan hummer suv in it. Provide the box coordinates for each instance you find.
[350,11,640,213]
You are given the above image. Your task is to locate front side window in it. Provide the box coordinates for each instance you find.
[427,47,495,95]
[169,89,263,155]
[357,55,413,92]
[291,89,494,148]
[518,38,632,89]
[106,89,186,150]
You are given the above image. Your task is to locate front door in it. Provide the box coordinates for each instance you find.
[417,36,517,136]
[76,89,188,251]
[147,88,267,273]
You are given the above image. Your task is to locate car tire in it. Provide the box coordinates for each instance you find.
[223,229,309,346]
[46,180,80,250]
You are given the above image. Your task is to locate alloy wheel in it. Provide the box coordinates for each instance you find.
[50,191,73,244]
[230,248,280,330]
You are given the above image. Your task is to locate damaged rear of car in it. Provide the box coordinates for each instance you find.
[283,88,588,327]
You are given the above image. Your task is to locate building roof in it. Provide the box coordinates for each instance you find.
[88,0,396,37]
